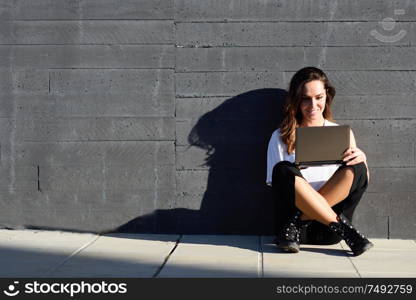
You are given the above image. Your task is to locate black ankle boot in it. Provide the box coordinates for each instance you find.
[275,210,312,253]
[328,214,374,256]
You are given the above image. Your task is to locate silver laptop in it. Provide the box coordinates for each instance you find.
[295,125,350,167]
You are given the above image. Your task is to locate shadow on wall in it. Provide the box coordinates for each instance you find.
[114,88,288,235]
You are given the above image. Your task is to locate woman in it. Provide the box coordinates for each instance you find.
[266,66,373,256]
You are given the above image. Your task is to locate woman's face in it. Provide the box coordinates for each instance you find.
[299,80,326,123]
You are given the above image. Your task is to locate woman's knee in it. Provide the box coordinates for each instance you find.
[340,162,368,189]
[351,161,367,175]
[339,161,366,176]
[274,160,294,169]
[273,161,295,176]
[272,161,302,183]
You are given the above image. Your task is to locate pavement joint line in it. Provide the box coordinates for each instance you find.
[258,235,264,278]
[44,233,101,277]
[340,242,362,278]
[152,234,182,278]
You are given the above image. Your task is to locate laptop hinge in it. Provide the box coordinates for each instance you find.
[295,160,344,167]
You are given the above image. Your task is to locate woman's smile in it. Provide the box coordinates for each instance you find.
[299,80,326,126]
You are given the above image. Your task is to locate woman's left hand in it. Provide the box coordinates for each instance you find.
[342,147,367,166]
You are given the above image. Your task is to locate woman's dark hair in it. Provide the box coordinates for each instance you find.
[280,66,336,154]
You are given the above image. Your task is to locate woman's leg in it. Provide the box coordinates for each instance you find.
[291,163,367,226]
[299,166,355,221]
[272,161,306,233]
[318,166,355,207]
[294,176,338,225]
[273,161,340,226]
[331,162,369,220]
[272,161,312,252]
[272,161,367,233]
[304,162,369,245]
[272,161,369,247]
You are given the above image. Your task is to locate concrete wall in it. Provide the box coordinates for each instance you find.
[0,0,415,238]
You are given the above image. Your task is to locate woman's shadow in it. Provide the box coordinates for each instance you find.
[114,88,289,238]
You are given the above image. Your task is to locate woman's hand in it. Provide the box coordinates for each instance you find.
[342,147,367,166]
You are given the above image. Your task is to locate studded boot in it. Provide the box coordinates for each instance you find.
[275,209,312,253]
[328,213,374,256]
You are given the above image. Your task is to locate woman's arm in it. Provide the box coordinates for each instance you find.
[343,129,370,183]
[266,131,284,186]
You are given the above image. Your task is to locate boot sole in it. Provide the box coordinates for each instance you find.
[277,241,300,253]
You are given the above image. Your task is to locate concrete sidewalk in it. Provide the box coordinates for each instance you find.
[0,229,415,278]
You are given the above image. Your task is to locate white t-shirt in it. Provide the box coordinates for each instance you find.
[266,119,341,191]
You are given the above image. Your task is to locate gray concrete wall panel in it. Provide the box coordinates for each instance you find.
[14,0,173,20]
[175,0,416,22]
[0,45,174,69]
